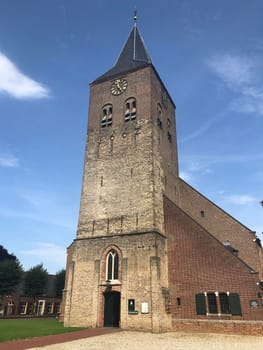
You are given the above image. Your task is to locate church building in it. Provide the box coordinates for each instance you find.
[61,17,263,334]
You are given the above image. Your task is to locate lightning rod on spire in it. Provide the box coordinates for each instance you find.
[133,8,137,24]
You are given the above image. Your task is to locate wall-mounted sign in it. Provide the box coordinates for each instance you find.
[250,300,259,308]
[141,302,149,314]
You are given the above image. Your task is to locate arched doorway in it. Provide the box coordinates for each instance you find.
[103,291,120,327]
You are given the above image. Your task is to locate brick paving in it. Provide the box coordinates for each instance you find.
[0,327,120,350]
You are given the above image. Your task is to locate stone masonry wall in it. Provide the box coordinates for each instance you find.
[77,66,182,241]
[63,232,172,331]
[150,69,180,236]
[77,67,155,238]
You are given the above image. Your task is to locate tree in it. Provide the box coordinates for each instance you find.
[260,200,263,206]
[0,259,23,296]
[54,269,66,298]
[23,263,48,297]
[0,245,16,262]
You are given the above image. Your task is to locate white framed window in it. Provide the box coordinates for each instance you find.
[106,250,119,280]
[196,292,241,316]
[37,300,45,316]
[7,301,14,315]
[19,302,28,314]
[54,303,61,314]
[47,302,54,314]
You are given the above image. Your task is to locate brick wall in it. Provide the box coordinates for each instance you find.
[178,179,263,279]
[172,319,263,336]
[164,196,263,321]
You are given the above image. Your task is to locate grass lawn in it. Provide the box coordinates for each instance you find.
[0,318,85,342]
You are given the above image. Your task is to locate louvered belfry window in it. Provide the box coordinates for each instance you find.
[157,104,162,129]
[124,98,136,122]
[101,104,113,128]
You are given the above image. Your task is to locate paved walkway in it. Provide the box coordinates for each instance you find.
[0,327,120,350]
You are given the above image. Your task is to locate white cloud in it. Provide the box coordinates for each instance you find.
[222,194,255,205]
[0,52,50,99]
[21,243,66,273]
[0,154,19,167]
[206,53,263,116]
[17,188,50,207]
[179,170,194,183]
[207,54,254,87]
[181,152,263,168]
[181,111,227,142]
[182,54,263,142]
[0,185,76,229]
[179,152,263,187]
[185,160,212,175]
[179,158,212,185]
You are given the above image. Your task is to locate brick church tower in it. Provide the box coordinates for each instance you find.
[62,17,263,333]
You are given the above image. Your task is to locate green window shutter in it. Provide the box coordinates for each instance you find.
[229,293,242,316]
[195,293,206,315]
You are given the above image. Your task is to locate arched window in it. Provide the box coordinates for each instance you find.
[157,104,162,129]
[101,104,113,128]
[124,98,136,122]
[106,250,119,280]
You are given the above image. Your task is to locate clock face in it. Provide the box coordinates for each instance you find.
[111,78,128,96]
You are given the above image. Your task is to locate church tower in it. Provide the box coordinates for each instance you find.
[62,16,263,334]
[62,17,177,332]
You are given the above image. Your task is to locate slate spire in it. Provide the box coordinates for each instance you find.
[94,16,152,83]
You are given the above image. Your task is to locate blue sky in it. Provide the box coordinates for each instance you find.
[0,0,262,274]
